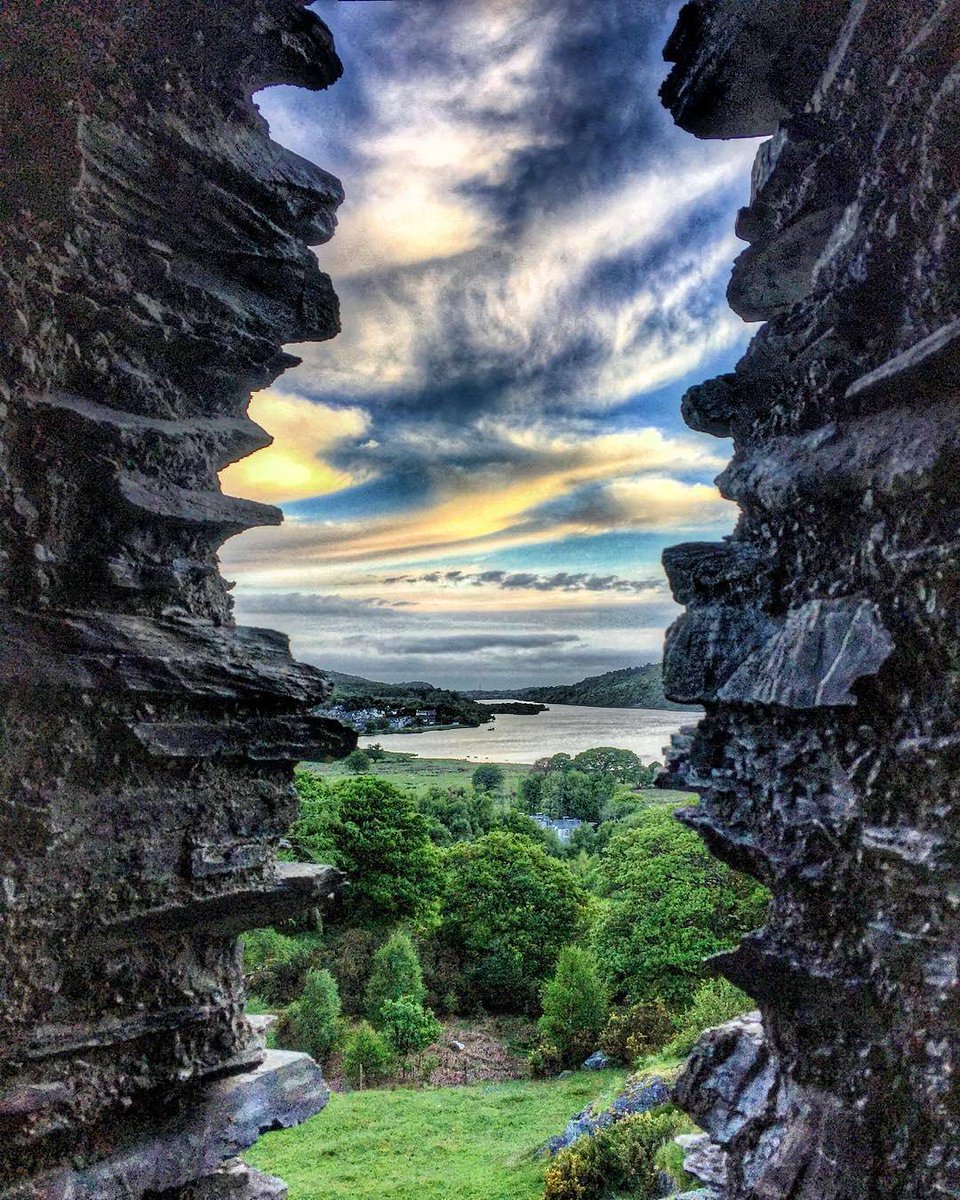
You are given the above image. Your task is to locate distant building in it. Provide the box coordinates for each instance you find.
[530,815,584,844]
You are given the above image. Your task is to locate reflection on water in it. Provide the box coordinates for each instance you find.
[358,702,700,765]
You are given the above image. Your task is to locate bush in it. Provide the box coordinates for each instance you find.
[528,1040,564,1079]
[538,946,608,1067]
[242,928,315,1006]
[364,932,426,1027]
[380,996,442,1074]
[542,1108,687,1200]
[664,976,753,1058]
[342,1021,396,1088]
[472,763,504,793]
[276,969,342,1062]
[600,1000,673,1064]
[344,748,372,773]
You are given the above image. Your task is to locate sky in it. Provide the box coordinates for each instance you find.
[220,0,758,690]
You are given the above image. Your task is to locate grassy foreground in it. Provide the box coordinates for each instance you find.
[245,1069,626,1200]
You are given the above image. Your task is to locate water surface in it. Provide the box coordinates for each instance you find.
[359,702,699,765]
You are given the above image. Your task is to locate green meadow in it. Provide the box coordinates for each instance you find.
[246,1070,626,1200]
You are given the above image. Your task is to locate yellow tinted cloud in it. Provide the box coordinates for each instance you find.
[222,424,733,586]
[219,391,370,505]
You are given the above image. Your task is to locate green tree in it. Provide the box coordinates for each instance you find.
[344,748,372,773]
[533,752,573,775]
[538,945,608,1066]
[571,747,645,785]
[277,968,342,1062]
[380,996,442,1075]
[518,771,543,812]
[292,777,442,927]
[366,743,386,761]
[593,808,768,1008]
[342,1021,396,1088]
[471,763,505,793]
[539,769,613,822]
[364,931,426,1027]
[440,832,588,1013]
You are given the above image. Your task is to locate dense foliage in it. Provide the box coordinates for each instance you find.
[440,833,588,1013]
[249,753,764,1098]
[599,1000,673,1064]
[276,968,342,1062]
[593,807,768,1008]
[664,976,753,1057]
[380,996,443,1067]
[289,773,442,926]
[472,763,505,793]
[365,932,426,1027]
[510,664,695,711]
[342,1022,396,1088]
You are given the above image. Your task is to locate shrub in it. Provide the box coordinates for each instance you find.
[538,946,608,1067]
[276,969,342,1062]
[528,1040,564,1079]
[664,976,753,1058]
[344,748,372,773]
[542,1108,687,1200]
[654,1134,697,1194]
[242,928,315,1006]
[417,934,469,1016]
[364,932,426,1027]
[600,1000,673,1064]
[380,996,443,1074]
[472,763,504,793]
[342,1021,396,1088]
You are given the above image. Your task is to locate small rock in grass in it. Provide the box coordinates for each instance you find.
[582,1050,610,1070]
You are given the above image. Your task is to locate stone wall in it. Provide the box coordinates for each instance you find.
[0,3,354,1195]
[659,2,960,1196]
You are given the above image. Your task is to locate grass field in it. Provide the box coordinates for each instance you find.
[304,753,533,796]
[245,1069,626,1200]
[301,753,696,811]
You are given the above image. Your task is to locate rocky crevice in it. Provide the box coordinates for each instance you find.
[0,3,354,1195]
[660,2,960,1196]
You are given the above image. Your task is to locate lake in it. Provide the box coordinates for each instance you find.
[358,702,700,765]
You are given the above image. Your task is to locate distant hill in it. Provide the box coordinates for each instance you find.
[322,670,492,730]
[325,670,436,699]
[467,664,698,711]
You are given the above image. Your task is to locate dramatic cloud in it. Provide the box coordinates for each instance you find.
[219,0,756,685]
[219,391,370,504]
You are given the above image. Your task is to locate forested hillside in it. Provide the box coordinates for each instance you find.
[471,665,698,711]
